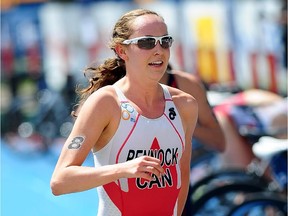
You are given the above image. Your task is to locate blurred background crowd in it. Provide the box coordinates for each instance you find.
[1,0,287,215]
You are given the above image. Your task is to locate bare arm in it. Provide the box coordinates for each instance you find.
[174,71,225,152]
[172,90,198,215]
[50,87,164,195]
[193,94,225,152]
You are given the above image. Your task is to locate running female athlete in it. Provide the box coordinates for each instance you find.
[50,9,198,216]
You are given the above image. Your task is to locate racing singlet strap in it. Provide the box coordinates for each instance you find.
[93,84,185,216]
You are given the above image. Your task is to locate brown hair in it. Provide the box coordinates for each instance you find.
[72,9,163,117]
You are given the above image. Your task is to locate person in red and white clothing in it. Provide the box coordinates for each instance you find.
[50,8,198,216]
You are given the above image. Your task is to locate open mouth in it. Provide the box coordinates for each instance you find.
[148,61,163,66]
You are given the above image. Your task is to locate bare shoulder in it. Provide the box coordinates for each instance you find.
[171,70,201,86]
[78,85,119,118]
[69,86,121,152]
[166,85,198,112]
[85,85,117,104]
[171,70,206,100]
[166,85,198,134]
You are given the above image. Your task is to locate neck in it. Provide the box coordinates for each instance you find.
[159,71,169,85]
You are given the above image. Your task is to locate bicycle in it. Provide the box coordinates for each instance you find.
[185,135,287,216]
[227,192,287,216]
[224,136,287,216]
[183,102,287,216]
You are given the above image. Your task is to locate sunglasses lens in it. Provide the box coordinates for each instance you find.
[137,38,156,49]
[161,37,172,49]
[136,36,173,49]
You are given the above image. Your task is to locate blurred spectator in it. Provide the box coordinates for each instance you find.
[161,64,225,152]
[214,89,287,170]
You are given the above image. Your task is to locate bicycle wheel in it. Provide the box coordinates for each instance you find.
[189,168,269,203]
[190,180,268,216]
[189,148,220,186]
[227,192,287,216]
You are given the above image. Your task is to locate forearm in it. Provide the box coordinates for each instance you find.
[51,164,122,196]
[51,155,164,196]
[193,125,225,152]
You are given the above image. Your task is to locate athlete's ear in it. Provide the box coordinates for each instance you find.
[115,44,128,61]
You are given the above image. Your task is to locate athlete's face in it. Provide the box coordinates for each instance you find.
[120,14,171,82]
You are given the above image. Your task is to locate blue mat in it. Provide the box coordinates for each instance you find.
[1,140,98,216]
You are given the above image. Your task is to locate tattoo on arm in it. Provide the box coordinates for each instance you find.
[68,136,85,149]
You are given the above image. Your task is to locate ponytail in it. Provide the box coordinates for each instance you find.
[71,57,125,118]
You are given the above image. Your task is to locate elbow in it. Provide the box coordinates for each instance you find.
[50,178,65,196]
[201,136,226,153]
[219,132,226,152]
[206,134,225,152]
[209,127,226,153]
[213,133,226,153]
[216,136,226,153]
[218,142,226,153]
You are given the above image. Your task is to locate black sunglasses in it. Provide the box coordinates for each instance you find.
[122,35,174,50]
